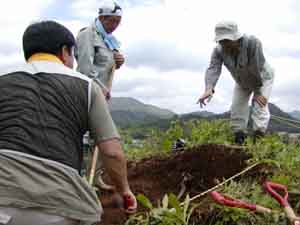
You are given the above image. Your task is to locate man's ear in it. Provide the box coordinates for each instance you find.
[61,46,69,59]
[59,45,70,63]
[57,46,65,62]
[59,45,74,68]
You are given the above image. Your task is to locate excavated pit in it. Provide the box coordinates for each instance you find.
[97,144,250,225]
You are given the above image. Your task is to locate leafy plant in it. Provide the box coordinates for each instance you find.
[122,118,300,224]
[246,135,300,189]
[186,119,233,146]
[209,180,286,225]
[125,193,198,225]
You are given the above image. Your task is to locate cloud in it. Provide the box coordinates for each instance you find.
[118,0,300,113]
[70,0,100,19]
[0,43,19,56]
[66,0,300,114]
[119,0,163,8]
[0,0,299,115]
[269,56,300,112]
[125,40,206,72]
[111,65,235,113]
[70,0,163,19]
[269,49,300,59]
[0,0,55,64]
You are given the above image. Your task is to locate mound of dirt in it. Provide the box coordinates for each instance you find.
[97,144,250,225]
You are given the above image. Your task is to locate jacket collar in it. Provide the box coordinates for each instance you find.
[27,53,63,64]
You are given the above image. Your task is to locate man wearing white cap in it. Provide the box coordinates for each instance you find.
[75,0,124,191]
[75,0,124,100]
[197,21,274,144]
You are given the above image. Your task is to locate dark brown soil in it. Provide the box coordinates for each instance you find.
[97,144,250,225]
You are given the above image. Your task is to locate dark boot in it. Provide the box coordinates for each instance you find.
[234,131,246,145]
[253,130,265,144]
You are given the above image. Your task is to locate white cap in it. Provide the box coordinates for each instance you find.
[214,21,242,42]
[98,1,122,17]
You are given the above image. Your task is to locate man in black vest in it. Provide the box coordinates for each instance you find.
[0,20,136,225]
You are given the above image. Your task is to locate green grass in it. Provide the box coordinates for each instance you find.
[122,119,300,225]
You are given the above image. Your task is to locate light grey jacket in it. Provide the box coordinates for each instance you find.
[205,35,274,93]
[75,21,115,90]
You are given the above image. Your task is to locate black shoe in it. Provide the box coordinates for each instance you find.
[253,130,265,143]
[234,131,246,145]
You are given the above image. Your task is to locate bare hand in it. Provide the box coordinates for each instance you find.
[106,91,111,101]
[122,190,137,214]
[113,51,125,69]
[101,87,111,101]
[197,89,214,108]
[253,95,267,108]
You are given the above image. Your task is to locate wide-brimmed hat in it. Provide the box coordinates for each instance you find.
[98,1,122,17]
[214,21,242,42]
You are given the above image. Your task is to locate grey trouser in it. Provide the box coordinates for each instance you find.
[230,71,274,133]
[0,208,78,225]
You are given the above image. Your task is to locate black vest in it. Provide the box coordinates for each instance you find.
[0,62,91,172]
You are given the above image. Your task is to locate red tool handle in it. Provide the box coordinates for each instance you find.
[210,191,256,211]
[123,193,135,210]
[264,181,289,207]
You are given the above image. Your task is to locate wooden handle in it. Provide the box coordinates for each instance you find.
[107,64,116,93]
[284,206,299,224]
[255,205,272,214]
[89,146,99,186]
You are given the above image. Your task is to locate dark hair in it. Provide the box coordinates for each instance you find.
[22,20,75,60]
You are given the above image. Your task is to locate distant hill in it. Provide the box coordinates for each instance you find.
[109,97,300,132]
[290,110,300,120]
[109,97,176,128]
[181,110,215,118]
[183,103,300,133]
[267,103,300,133]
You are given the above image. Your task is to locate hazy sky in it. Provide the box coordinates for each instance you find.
[1,0,300,114]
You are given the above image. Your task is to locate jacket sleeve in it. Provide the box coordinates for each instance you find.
[75,29,107,89]
[248,37,265,83]
[89,81,120,143]
[204,46,223,91]
[248,37,274,95]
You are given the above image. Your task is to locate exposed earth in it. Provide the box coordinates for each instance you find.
[97,144,252,225]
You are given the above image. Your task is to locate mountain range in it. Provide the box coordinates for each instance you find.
[108,97,300,133]
[108,97,175,128]
[290,110,300,120]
